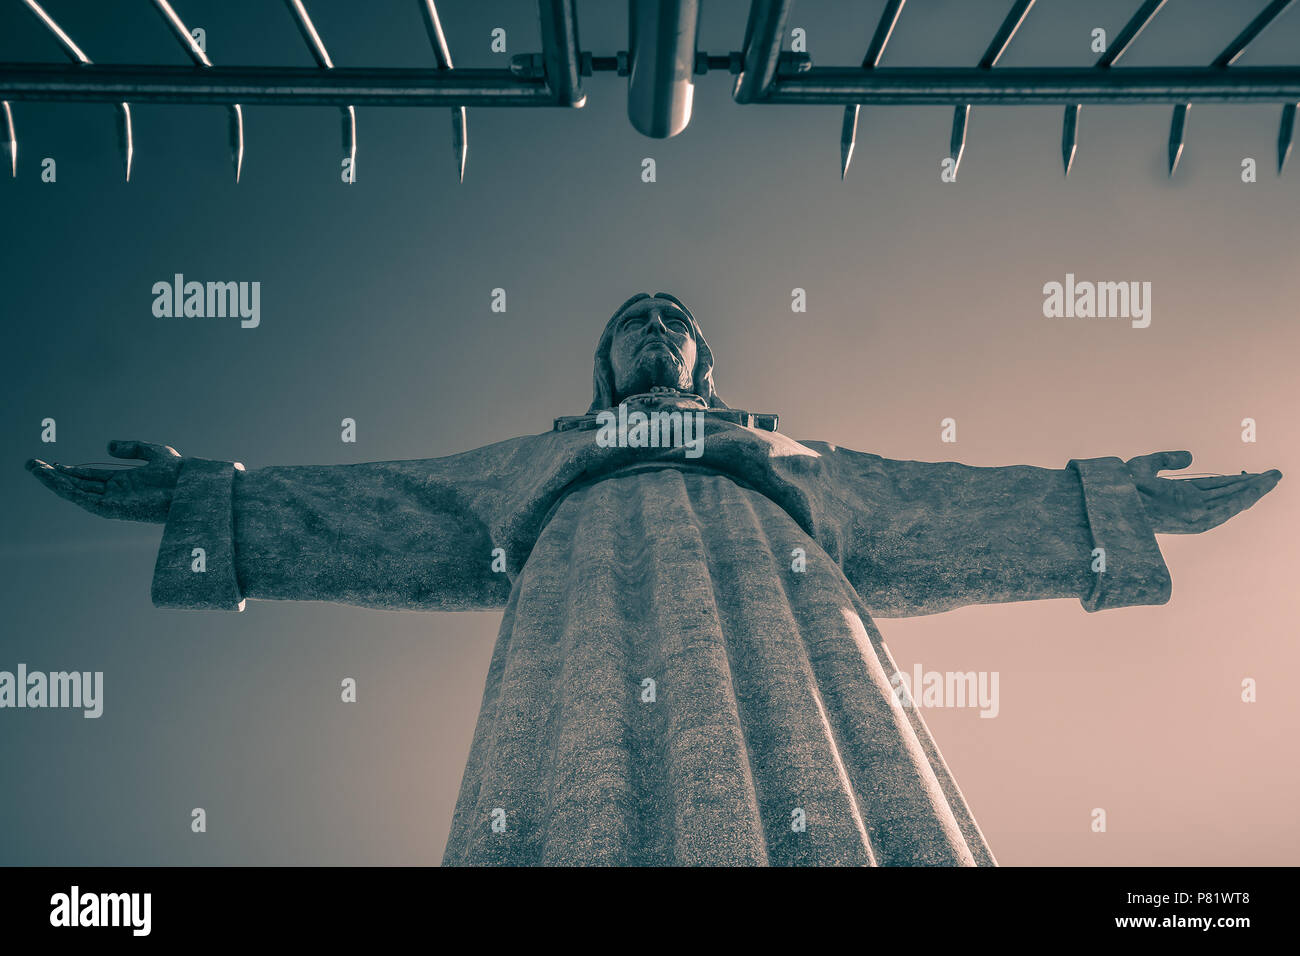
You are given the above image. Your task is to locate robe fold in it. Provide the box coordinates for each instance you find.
[148,419,1171,865]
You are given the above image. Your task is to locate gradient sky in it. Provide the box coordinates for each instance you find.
[1,0,1297,866]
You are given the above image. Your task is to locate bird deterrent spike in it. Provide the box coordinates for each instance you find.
[1067,0,1167,177]
[1168,0,1294,178]
[1061,104,1078,176]
[285,0,356,179]
[229,105,245,183]
[949,104,969,179]
[952,0,1036,180]
[3,101,15,177]
[152,0,244,183]
[451,108,466,183]
[1167,104,1187,177]
[23,0,133,182]
[420,0,467,183]
[342,105,357,179]
[1279,104,1297,174]
[117,102,133,182]
[840,0,905,180]
[840,105,857,180]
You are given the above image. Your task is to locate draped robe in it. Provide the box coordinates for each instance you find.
[149,417,1171,866]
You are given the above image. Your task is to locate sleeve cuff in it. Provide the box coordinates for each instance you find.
[1068,456,1171,612]
[151,458,246,611]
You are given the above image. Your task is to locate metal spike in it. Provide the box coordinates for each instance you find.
[1168,0,1293,179]
[153,0,244,182]
[1061,104,1078,176]
[951,0,1035,181]
[229,104,244,183]
[342,105,356,181]
[451,106,466,183]
[949,104,969,178]
[420,0,467,183]
[840,105,857,179]
[285,1,355,181]
[1167,103,1187,176]
[23,0,134,181]
[1068,0,1167,176]
[841,0,906,179]
[3,101,15,177]
[1280,103,1297,174]
[117,102,133,182]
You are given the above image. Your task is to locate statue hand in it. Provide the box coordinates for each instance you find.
[1126,450,1281,534]
[26,440,183,524]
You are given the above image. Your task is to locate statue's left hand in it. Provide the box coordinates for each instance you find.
[1127,451,1281,534]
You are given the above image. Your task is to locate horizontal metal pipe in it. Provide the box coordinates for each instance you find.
[0,64,555,106]
[761,67,1300,104]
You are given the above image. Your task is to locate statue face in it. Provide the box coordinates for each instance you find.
[608,296,698,401]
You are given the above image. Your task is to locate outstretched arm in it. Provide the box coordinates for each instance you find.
[813,445,1279,618]
[28,440,515,612]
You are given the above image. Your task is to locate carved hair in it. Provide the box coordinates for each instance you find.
[588,292,728,413]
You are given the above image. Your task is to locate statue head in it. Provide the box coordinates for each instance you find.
[588,292,727,413]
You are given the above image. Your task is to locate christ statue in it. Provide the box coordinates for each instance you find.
[26,292,1281,866]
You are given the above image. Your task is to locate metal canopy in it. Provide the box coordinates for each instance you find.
[1,0,1296,181]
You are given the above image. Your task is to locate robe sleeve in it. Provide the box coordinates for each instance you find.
[818,448,1171,617]
[150,451,516,612]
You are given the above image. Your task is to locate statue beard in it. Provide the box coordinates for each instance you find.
[617,348,694,401]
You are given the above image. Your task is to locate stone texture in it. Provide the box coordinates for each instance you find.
[149,420,1170,865]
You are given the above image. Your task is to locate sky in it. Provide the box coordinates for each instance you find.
[1,0,1297,866]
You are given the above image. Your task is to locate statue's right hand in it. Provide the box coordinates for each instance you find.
[26,440,183,523]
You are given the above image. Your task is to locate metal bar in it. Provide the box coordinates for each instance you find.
[419,0,467,182]
[0,65,553,106]
[1064,0,1167,175]
[285,0,355,179]
[3,100,14,177]
[1168,0,1295,175]
[627,0,702,138]
[1098,0,1167,69]
[538,0,585,106]
[841,0,906,179]
[151,0,244,182]
[979,0,1036,69]
[862,0,906,70]
[949,0,1036,179]
[22,0,90,63]
[6,64,1300,107]
[1214,0,1295,67]
[733,0,792,103]
[21,0,134,180]
[756,67,1300,104]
